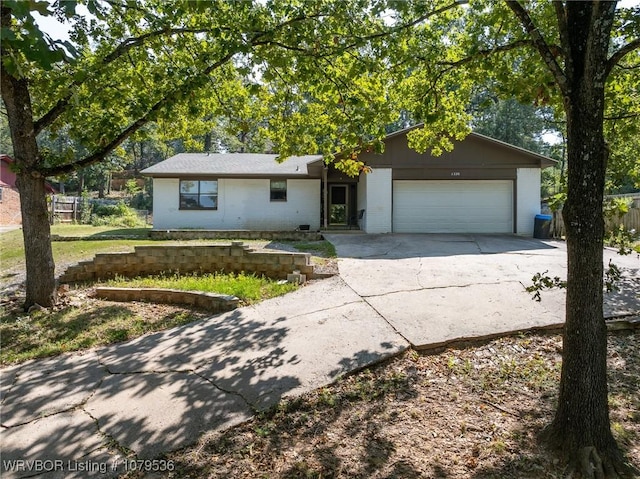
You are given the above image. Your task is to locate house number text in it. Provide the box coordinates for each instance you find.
[450,172,461,177]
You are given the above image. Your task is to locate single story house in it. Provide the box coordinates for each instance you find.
[141,126,556,235]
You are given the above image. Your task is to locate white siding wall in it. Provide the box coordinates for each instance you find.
[152,178,320,230]
[516,168,541,235]
[363,168,392,233]
[357,173,367,231]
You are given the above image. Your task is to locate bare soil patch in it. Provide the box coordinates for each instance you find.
[146,332,639,479]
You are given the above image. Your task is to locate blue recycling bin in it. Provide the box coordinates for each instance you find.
[533,214,552,239]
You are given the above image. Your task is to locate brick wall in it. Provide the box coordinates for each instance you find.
[59,241,315,283]
[0,187,22,225]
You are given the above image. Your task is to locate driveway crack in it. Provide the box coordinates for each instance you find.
[336,277,411,345]
[81,408,136,459]
[362,280,522,298]
[416,257,425,289]
[192,370,256,413]
[0,407,79,429]
[1,372,106,429]
[271,299,365,321]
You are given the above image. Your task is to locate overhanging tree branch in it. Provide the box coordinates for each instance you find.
[40,50,236,177]
[33,9,340,136]
[604,111,640,121]
[553,2,569,59]
[256,1,466,61]
[606,38,640,76]
[33,26,216,135]
[436,38,534,68]
[39,7,333,177]
[505,0,568,97]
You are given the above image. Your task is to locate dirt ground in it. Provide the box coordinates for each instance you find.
[143,332,639,479]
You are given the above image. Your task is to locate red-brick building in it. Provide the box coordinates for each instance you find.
[0,155,56,226]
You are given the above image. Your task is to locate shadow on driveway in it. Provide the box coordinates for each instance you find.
[324,233,559,259]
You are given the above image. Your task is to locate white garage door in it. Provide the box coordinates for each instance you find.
[393,180,513,233]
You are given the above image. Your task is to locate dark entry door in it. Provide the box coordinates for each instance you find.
[329,185,348,225]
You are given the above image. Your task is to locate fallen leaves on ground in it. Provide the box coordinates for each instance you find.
[156,333,639,479]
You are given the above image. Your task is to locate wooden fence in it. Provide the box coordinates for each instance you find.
[49,195,150,225]
[551,208,640,238]
[50,196,82,223]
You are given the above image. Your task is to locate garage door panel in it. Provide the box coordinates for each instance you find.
[393,180,513,233]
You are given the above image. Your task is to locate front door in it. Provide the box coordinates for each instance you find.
[329,185,348,225]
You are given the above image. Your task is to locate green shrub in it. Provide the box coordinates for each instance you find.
[90,201,145,227]
[80,189,92,224]
[93,201,129,217]
[129,191,152,211]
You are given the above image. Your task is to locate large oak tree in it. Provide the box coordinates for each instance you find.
[389,1,639,476]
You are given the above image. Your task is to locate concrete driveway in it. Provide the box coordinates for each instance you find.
[324,233,640,348]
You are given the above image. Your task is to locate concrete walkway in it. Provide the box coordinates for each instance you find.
[1,277,407,478]
[2,234,639,478]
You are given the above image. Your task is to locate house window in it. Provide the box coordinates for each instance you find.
[0,187,3,203]
[179,180,218,210]
[270,179,287,201]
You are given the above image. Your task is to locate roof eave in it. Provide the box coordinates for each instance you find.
[141,172,320,179]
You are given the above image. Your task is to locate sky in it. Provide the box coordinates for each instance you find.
[34,0,640,43]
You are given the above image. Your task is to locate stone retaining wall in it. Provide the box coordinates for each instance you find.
[94,287,239,313]
[149,229,323,241]
[59,242,314,283]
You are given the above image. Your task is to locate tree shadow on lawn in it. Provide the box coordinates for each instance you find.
[1,307,304,477]
[0,303,204,363]
[88,228,151,238]
[469,332,640,479]
[0,304,136,361]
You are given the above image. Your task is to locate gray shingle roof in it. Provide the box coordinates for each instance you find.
[141,153,323,177]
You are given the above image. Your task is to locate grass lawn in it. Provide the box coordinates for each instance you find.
[0,271,299,364]
[0,226,155,276]
[0,225,311,365]
[0,298,211,364]
[103,272,298,304]
[0,226,335,277]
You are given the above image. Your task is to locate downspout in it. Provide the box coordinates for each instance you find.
[322,165,328,229]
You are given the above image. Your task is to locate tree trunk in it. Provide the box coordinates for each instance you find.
[542,3,631,476]
[545,95,623,476]
[16,173,57,308]
[1,61,57,309]
[106,170,112,195]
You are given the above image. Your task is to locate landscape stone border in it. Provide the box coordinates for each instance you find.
[94,287,239,313]
[59,242,315,283]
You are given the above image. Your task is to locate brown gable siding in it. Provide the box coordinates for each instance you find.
[358,131,553,173]
[392,167,517,181]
